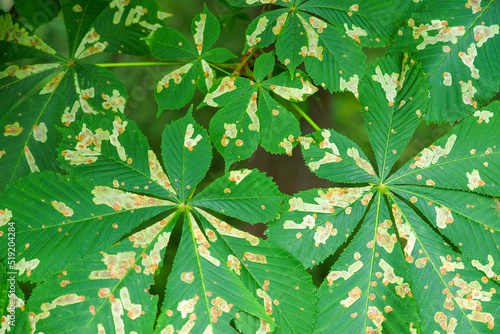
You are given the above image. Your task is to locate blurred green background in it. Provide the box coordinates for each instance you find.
[9,0,457,292]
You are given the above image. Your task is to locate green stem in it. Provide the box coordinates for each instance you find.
[291,103,321,131]
[210,64,232,76]
[94,61,190,67]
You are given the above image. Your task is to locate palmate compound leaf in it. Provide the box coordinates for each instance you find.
[26,212,178,333]
[268,55,500,332]
[202,53,315,169]
[0,109,299,333]
[147,5,237,114]
[389,0,500,123]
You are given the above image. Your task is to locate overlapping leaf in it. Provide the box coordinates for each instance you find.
[231,0,386,93]
[201,52,315,168]
[147,5,237,114]
[389,0,500,122]
[268,55,500,332]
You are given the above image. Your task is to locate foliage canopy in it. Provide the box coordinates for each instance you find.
[1,0,499,333]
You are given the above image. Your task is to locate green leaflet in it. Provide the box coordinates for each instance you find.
[62,0,167,58]
[191,168,284,224]
[0,14,62,63]
[58,113,177,200]
[315,192,419,334]
[300,0,397,47]
[389,0,500,122]
[148,6,236,114]
[387,101,500,197]
[391,185,500,279]
[299,127,379,184]
[0,109,308,333]
[27,213,177,333]
[0,171,174,282]
[388,196,500,333]
[359,55,429,180]
[267,186,375,269]
[195,208,318,334]
[0,59,128,190]
[155,212,273,334]
[161,108,212,202]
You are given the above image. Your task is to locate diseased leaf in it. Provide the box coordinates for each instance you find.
[389,0,500,122]
[242,8,288,53]
[155,60,198,113]
[191,4,221,56]
[0,71,68,190]
[387,101,500,197]
[315,192,419,334]
[58,113,177,200]
[276,12,308,73]
[388,196,500,333]
[267,186,374,268]
[0,14,61,63]
[161,108,212,202]
[155,213,273,334]
[299,128,379,184]
[258,90,301,155]
[359,54,429,179]
[391,185,500,278]
[195,208,318,334]
[147,27,197,60]
[191,168,284,224]
[60,0,111,58]
[63,0,167,58]
[209,90,260,168]
[27,213,177,333]
[299,0,398,47]
[0,171,175,282]
[238,1,368,93]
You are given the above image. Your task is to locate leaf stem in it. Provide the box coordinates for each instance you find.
[94,61,190,67]
[291,103,321,131]
[210,64,232,76]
